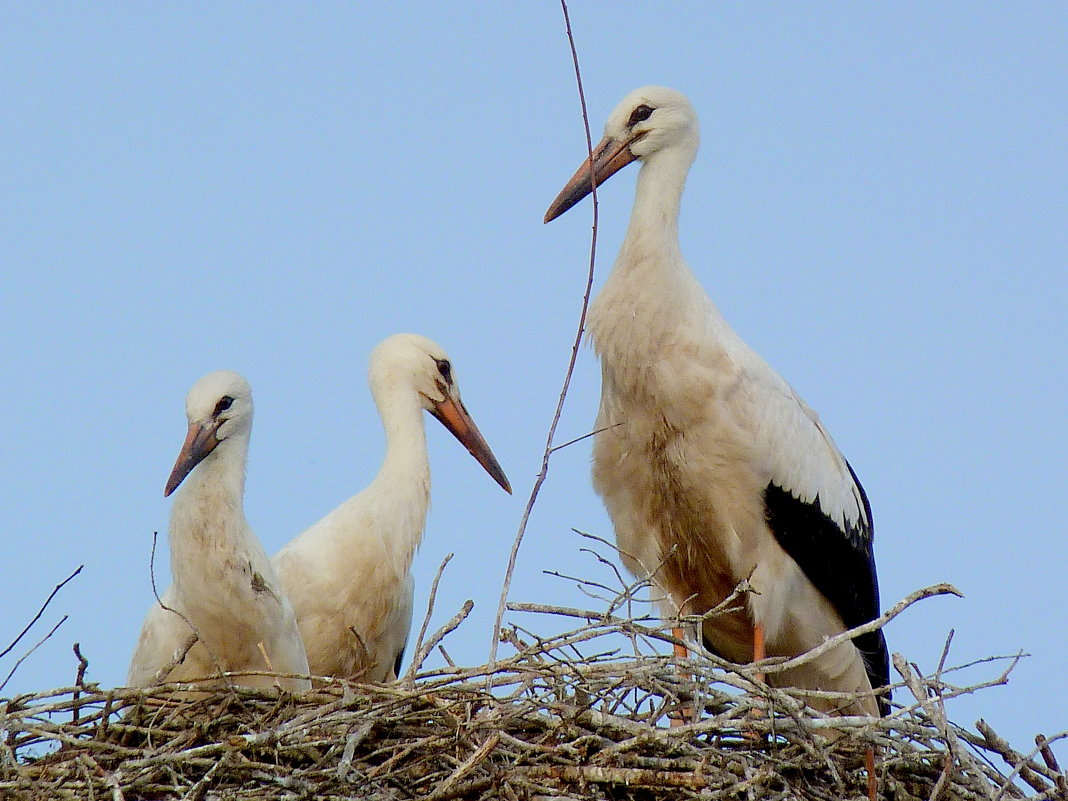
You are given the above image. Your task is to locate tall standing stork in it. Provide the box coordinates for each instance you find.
[545,86,888,716]
[273,334,511,682]
[128,371,311,692]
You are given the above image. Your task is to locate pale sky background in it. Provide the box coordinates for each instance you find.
[2,3,1065,757]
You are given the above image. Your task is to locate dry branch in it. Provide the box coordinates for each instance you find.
[1,583,1061,800]
[0,565,82,663]
[487,0,602,675]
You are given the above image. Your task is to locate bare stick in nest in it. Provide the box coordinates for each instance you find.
[761,583,962,681]
[980,722,1068,799]
[0,563,81,662]
[255,642,283,691]
[410,600,475,680]
[426,732,501,801]
[150,633,198,685]
[405,552,454,681]
[487,0,600,675]
[0,635,1051,801]
[571,529,665,631]
[896,654,1007,801]
[1034,734,1068,798]
[71,643,89,725]
[73,643,89,688]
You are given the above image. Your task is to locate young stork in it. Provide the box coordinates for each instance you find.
[127,371,311,692]
[545,86,889,717]
[273,334,511,682]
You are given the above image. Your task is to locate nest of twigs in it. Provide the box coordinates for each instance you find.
[2,580,1065,800]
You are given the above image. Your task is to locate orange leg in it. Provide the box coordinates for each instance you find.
[866,746,878,801]
[672,626,688,659]
[743,622,768,739]
[752,622,766,681]
[671,627,689,727]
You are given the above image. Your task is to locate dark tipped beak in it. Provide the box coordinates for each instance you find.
[430,394,512,494]
[544,133,639,223]
[165,421,220,497]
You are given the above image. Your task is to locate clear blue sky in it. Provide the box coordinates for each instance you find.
[2,4,1065,753]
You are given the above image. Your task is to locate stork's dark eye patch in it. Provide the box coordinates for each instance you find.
[628,104,655,126]
[435,359,452,383]
[214,396,234,416]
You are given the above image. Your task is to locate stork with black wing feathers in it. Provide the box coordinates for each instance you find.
[545,86,889,717]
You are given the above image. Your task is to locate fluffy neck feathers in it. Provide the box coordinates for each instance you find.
[167,433,259,600]
[333,379,432,576]
[591,143,706,360]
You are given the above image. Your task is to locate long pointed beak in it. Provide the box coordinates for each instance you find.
[430,394,511,494]
[544,133,639,223]
[165,421,220,497]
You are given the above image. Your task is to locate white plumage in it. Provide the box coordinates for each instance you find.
[128,371,311,692]
[545,86,888,716]
[273,334,511,682]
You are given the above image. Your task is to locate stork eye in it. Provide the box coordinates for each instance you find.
[214,396,234,416]
[628,104,655,126]
[435,359,452,383]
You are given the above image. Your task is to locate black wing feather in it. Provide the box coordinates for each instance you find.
[763,462,890,715]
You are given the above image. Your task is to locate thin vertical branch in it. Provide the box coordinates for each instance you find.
[405,552,455,680]
[488,0,600,671]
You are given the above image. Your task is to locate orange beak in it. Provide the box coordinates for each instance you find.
[430,394,511,494]
[165,420,220,497]
[544,133,639,223]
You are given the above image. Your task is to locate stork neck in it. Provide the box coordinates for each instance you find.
[619,149,691,271]
[168,434,252,584]
[371,389,432,531]
[590,140,711,371]
[171,436,248,520]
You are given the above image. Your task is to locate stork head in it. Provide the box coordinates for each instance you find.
[165,370,253,497]
[370,334,511,494]
[545,86,699,222]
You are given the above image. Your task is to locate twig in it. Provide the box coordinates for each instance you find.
[895,655,977,796]
[72,642,89,724]
[487,0,600,672]
[412,600,475,677]
[986,725,1068,799]
[0,564,82,661]
[405,553,454,680]
[761,583,962,676]
[152,633,198,684]
[0,618,1049,801]
[979,720,1050,796]
[425,732,501,800]
[0,615,69,694]
[548,423,622,454]
[929,751,955,801]
[73,642,89,688]
[181,750,229,801]
[1035,734,1068,797]
[255,641,281,690]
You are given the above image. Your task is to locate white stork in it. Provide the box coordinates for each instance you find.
[273,333,511,682]
[128,371,311,692]
[545,86,888,717]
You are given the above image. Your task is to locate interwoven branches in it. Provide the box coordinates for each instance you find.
[1,581,1062,801]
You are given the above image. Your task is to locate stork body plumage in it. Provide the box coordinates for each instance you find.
[273,334,510,682]
[128,371,311,692]
[546,87,888,716]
